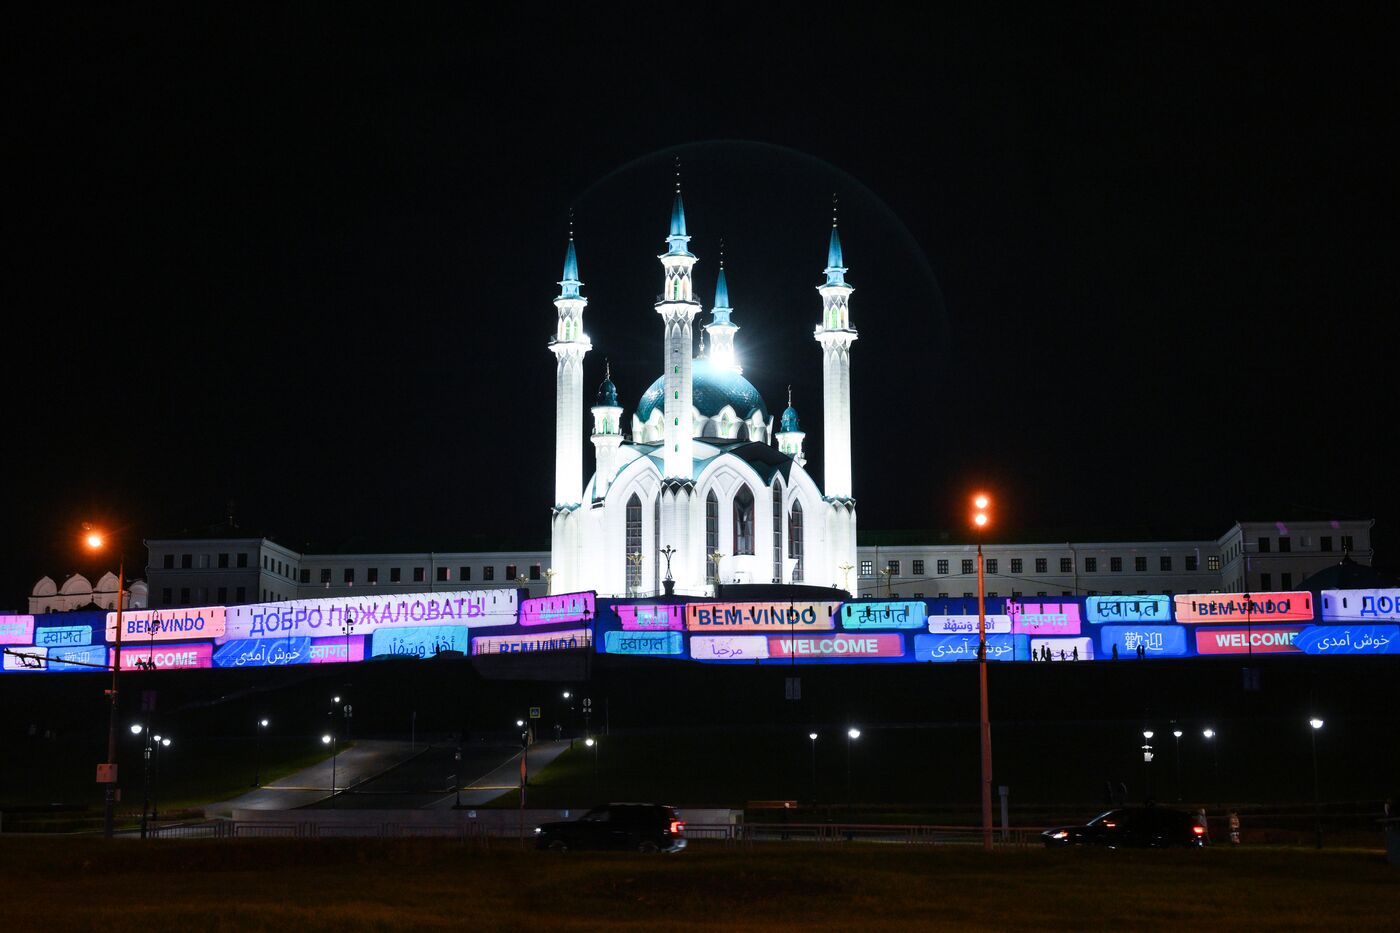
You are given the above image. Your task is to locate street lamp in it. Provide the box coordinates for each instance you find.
[845,727,860,806]
[809,732,819,804]
[1173,730,1184,801]
[253,718,270,787]
[1309,717,1324,849]
[85,525,127,839]
[321,733,336,806]
[971,493,994,851]
[1202,728,1220,807]
[149,735,171,825]
[1141,730,1155,803]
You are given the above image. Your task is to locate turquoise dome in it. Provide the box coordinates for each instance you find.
[597,375,618,407]
[780,405,801,433]
[637,359,769,424]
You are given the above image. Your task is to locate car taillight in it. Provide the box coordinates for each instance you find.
[1192,824,1206,835]
[669,820,684,835]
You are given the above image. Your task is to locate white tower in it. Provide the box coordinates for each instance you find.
[776,387,807,467]
[814,210,858,589]
[550,233,590,589]
[704,249,741,374]
[590,361,624,499]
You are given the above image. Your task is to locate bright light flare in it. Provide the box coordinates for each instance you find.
[1309,717,1324,730]
[84,531,105,550]
[974,495,989,510]
[584,737,595,747]
[130,724,143,735]
[322,734,333,745]
[847,728,861,740]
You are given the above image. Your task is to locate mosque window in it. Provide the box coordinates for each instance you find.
[626,494,643,594]
[772,484,783,583]
[706,492,719,581]
[653,496,660,594]
[788,500,804,583]
[733,485,755,556]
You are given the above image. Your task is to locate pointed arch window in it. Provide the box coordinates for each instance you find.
[706,491,719,581]
[788,500,804,583]
[625,493,642,595]
[653,495,660,594]
[772,483,783,583]
[733,485,755,556]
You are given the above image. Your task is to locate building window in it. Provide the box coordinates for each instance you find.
[365,567,377,584]
[626,493,643,593]
[1084,557,1097,572]
[1321,536,1333,552]
[235,586,245,602]
[653,497,660,593]
[1261,572,1273,590]
[217,586,227,602]
[298,569,309,584]
[860,560,874,577]
[1281,572,1293,589]
[773,484,784,583]
[238,553,248,568]
[161,587,172,604]
[181,554,192,569]
[1160,556,1172,572]
[706,491,719,581]
[1135,556,1147,572]
[163,554,174,569]
[1010,558,1022,574]
[1185,555,1197,572]
[437,567,449,582]
[218,553,229,569]
[483,566,495,581]
[391,567,402,583]
[320,569,331,584]
[962,559,974,575]
[1258,537,1271,553]
[460,566,471,581]
[1278,536,1291,553]
[530,564,542,580]
[413,567,426,583]
[1207,555,1221,572]
[1342,535,1354,552]
[912,559,925,576]
[343,568,355,584]
[1110,557,1123,572]
[985,559,998,574]
[733,485,755,555]
[888,559,901,576]
[1060,558,1072,573]
[502,564,515,582]
[1035,558,1047,574]
[937,559,949,575]
[788,501,804,583]
[180,587,191,604]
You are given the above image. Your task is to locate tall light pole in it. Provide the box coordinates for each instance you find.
[1203,728,1220,808]
[150,735,171,822]
[845,727,860,806]
[1142,730,1155,803]
[85,525,125,840]
[1173,730,1184,802]
[130,723,149,838]
[253,718,269,787]
[972,494,994,851]
[809,732,819,804]
[1309,717,1324,849]
[322,733,335,805]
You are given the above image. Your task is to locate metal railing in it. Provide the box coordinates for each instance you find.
[149,819,488,843]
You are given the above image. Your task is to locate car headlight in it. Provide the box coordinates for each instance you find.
[1051,831,1069,840]
[533,827,542,834]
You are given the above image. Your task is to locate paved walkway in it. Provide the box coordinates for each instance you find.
[202,739,422,817]
[425,739,573,808]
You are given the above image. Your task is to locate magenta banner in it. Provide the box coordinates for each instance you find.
[616,604,685,631]
[0,615,35,645]
[1011,600,1082,636]
[116,643,213,671]
[309,635,366,664]
[520,592,596,627]
[1194,626,1304,655]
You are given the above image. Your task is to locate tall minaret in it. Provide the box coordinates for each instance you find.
[814,200,857,498]
[550,226,590,590]
[656,178,700,477]
[705,242,741,373]
[590,361,623,499]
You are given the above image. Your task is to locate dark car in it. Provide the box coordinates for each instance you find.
[534,803,687,853]
[1041,807,1208,848]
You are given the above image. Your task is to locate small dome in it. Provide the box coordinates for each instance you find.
[597,375,618,407]
[780,405,801,433]
[637,358,768,424]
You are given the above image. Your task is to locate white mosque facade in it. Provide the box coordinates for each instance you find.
[548,192,859,597]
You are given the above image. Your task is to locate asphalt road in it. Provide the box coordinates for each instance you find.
[202,739,420,816]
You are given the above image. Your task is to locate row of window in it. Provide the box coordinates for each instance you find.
[1257,535,1353,554]
[861,554,1215,577]
[162,552,252,570]
[161,585,250,605]
[306,564,543,586]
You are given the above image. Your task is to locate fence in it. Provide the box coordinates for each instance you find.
[149,819,489,843]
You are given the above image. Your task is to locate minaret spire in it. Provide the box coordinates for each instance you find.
[814,196,857,587]
[705,236,741,373]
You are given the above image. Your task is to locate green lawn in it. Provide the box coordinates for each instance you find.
[0,838,1395,931]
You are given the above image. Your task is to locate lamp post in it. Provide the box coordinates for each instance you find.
[85,525,125,839]
[1142,730,1155,803]
[879,566,893,598]
[150,735,171,823]
[808,732,819,804]
[1309,717,1324,849]
[837,563,853,594]
[626,553,643,598]
[544,568,555,595]
[130,724,149,838]
[972,494,995,851]
[1173,730,1184,802]
[845,727,860,806]
[1203,728,1220,808]
[253,718,269,787]
[321,733,335,805]
[453,745,462,808]
[660,545,677,597]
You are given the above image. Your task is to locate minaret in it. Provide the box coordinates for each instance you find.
[814,200,857,498]
[591,361,623,499]
[549,224,590,591]
[776,387,806,467]
[705,242,741,374]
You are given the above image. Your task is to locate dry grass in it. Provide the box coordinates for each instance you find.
[1,837,1396,931]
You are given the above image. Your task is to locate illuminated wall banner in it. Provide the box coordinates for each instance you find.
[49,644,108,672]
[1292,625,1400,655]
[106,607,227,643]
[602,631,684,656]
[690,635,770,661]
[214,637,314,668]
[34,625,93,648]
[1098,625,1188,657]
[117,643,213,671]
[1321,589,1400,623]
[1174,592,1313,624]
[914,634,1022,663]
[686,602,838,632]
[616,604,685,631]
[1010,601,1083,636]
[1032,637,1095,661]
[928,614,1012,635]
[3,646,47,671]
[1087,596,1172,624]
[0,615,36,645]
[309,636,366,664]
[222,589,518,642]
[1194,626,1304,655]
[471,628,589,655]
[769,633,905,659]
[839,601,927,630]
[520,592,596,626]
[371,625,472,658]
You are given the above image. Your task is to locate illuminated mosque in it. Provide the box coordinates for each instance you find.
[548,187,858,597]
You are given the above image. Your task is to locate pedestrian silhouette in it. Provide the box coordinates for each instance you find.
[1072,646,1079,661]
[1112,643,1119,660]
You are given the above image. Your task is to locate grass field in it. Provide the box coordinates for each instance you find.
[1,837,1396,931]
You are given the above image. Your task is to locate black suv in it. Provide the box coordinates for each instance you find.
[534,803,687,853]
[1042,807,1208,848]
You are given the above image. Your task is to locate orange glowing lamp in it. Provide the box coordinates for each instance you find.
[971,494,992,530]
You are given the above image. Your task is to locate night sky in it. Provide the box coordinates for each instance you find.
[7,5,1396,606]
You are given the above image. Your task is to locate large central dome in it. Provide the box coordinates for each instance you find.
[637,358,769,424]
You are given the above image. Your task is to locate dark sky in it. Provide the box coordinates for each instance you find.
[6,5,1396,605]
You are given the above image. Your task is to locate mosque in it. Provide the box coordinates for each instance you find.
[547,189,858,597]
